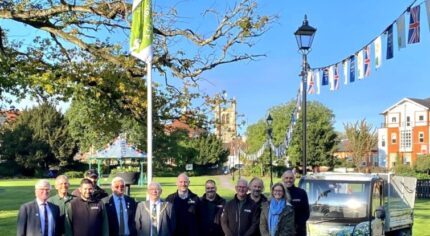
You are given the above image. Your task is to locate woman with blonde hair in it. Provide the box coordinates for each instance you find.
[260,183,295,236]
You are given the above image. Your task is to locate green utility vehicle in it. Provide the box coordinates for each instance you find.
[299,172,416,236]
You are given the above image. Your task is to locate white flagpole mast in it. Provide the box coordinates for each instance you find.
[147,61,153,186]
[130,0,153,192]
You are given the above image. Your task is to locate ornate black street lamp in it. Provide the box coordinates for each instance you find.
[294,15,316,176]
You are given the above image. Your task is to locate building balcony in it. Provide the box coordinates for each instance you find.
[381,121,429,128]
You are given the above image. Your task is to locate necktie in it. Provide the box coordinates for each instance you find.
[152,204,158,236]
[119,198,125,235]
[43,203,48,236]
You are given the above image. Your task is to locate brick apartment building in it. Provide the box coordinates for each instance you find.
[378,97,430,168]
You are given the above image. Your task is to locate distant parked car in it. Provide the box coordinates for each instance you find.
[222,166,230,175]
[47,169,59,178]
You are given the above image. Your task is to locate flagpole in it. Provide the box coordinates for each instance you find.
[147,61,153,187]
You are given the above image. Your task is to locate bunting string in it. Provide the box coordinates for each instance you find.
[239,87,302,161]
[236,0,429,162]
[309,0,428,95]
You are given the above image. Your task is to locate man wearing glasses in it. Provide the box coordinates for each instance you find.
[102,177,137,236]
[221,178,260,236]
[198,179,226,236]
[135,182,175,236]
[17,179,61,236]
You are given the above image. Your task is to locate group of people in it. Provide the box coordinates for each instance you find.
[17,169,309,236]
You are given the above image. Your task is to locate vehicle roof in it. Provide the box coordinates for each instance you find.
[301,172,387,182]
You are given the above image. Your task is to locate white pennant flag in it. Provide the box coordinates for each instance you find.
[328,65,335,90]
[426,0,430,31]
[396,13,406,49]
[316,70,321,94]
[374,36,382,69]
[357,50,364,79]
[343,60,348,85]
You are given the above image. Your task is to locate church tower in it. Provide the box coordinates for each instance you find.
[214,98,237,144]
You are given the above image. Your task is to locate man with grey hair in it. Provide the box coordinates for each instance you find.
[135,182,175,236]
[221,178,260,236]
[282,169,310,236]
[248,177,267,205]
[48,175,75,235]
[17,179,61,236]
[166,173,200,236]
[102,176,137,236]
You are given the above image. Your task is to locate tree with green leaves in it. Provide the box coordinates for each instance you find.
[415,155,430,175]
[245,101,337,174]
[0,0,275,120]
[288,101,338,169]
[192,133,229,167]
[0,103,77,175]
[343,119,377,168]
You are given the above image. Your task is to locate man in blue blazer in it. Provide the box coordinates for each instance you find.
[17,179,61,236]
[135,182,175,236]
[102,177,137,236]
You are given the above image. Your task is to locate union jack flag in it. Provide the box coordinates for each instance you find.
[408,5,420,44]
[307,71,315,94]
[364,45,371,77]
[333,64,340,90]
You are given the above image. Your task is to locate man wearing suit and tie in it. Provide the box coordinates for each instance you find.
[17,179,61,236]
[102,177,137,236]
[135,182,175,236]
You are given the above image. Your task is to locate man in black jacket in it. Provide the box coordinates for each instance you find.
[65,178,108,236]
[199,179,226,236]
[166,173,200,236]
[221,178,260,236]
[102,177,137,236]
[282,170,310,236]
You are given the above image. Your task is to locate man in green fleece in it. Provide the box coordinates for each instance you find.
[48,175,75,235]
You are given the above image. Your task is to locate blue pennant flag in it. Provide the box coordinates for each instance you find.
[322,68,329,86]
[349,56,355,83]
[386,25,394,59]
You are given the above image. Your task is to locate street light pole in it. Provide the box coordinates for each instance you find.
[266,113,273,188]
[301,53,308,176]
[294,15,316,176]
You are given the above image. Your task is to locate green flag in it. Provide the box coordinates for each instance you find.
[130,0,153,63]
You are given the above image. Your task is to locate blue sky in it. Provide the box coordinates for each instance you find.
[175,0,430,133]
[4,0,430,134]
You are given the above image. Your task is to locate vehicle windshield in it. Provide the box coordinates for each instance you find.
[300,179,370,223]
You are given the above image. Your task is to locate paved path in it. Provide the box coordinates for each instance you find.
[217,174,235,190]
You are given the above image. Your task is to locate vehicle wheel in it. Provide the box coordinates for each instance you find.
[393,228,411,236]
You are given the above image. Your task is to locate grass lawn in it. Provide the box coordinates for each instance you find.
[1,176,429,235]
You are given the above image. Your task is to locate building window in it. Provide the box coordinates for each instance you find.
[400,130,412,150]
[406,116,411,126]
[381,135,386,147]
[391,117,397,123]
[403,154,411,165]
[391,133,397,144]
[419,132,424,143]
[419,115,424,121]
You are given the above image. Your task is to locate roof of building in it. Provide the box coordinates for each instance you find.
[407,97,430,108]
[0,109,20,125]
[382,97,430,114]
